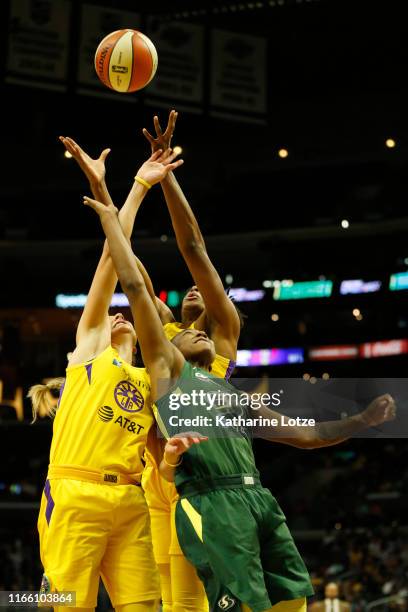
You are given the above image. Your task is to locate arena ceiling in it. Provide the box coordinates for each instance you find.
[1,0,407,292]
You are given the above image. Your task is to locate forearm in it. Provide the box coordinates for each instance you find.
[118,180,149,239]
[135,256,157,305]
[158,458,176,482]
[93,179,147,249]
[90,179,114,208]
[161,172,206,251]
[312,413,367,448]
[260,407,369,449]
[100,211,145,291]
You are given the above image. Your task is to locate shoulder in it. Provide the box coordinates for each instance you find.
[67,344,113,369]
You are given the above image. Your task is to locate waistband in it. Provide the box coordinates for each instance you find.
[177,473,261,497]
[47,465,141,486]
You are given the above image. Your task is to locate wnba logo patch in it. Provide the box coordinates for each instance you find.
[218,595,235,610]
[98,406,114,422]
[114,380,144,413]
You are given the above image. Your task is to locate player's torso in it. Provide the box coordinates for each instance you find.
[50,345,153,476]
[156,362,258,487]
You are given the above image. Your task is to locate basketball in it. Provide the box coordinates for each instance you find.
[94,29,158,93]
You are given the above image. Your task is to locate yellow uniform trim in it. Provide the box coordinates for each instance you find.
[152,404,171,441]
[180,498,203,542]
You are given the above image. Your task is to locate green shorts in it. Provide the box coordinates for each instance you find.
[175,477,314,612]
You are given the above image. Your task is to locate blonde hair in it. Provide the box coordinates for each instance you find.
[27,377,65,423]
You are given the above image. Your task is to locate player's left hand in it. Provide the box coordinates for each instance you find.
[143,109,178,153]
[361,394,397,427]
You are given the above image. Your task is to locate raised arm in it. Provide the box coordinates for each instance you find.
[143,111,240,359]
[60,137,174,339]
[82,151,185,399]
[252,393,396,449]
[60,138,171,362]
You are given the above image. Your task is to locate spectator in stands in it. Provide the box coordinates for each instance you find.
[309,582,350,612]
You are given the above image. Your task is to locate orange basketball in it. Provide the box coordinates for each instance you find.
[94,29,158,93]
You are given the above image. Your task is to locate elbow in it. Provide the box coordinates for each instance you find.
[298,432,321,449]
[303,441,320,450]
[121,277,144,296]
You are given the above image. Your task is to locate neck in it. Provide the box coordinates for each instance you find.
[189,359,212,372]
[181,311,201,326]
[111,338,134,364]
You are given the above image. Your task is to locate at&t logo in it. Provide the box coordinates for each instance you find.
[98,406,114,422]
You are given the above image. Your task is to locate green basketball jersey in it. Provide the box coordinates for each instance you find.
[155,361,259,489]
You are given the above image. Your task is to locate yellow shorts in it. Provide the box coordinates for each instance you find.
[38,477,160,608]
[142,466,183,562]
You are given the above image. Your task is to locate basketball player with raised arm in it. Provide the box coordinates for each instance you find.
[83,185,396,612]
[141,110,242,612]
[32,146,182,612]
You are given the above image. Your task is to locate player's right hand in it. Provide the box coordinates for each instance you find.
[164,431,208,460]
[59,136,110,185]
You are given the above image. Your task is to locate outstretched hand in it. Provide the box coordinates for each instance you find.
[361,394,397,427]
[164,432,208,462]
[84,149,183,215]
[136,148,183,186]
[143,109,178,153]
[59,136,110,185]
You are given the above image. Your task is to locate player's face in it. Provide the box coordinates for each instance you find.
[181,286,205,319]
[110,313,137,345]
[173,329,215,365]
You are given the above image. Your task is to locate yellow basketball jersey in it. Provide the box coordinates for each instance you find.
[50,346,153,477]
[163,321,236,380]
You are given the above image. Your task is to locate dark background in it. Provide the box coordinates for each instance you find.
[0,0,407,609]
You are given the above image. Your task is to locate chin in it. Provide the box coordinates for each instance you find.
[111,327,136,344]
[183,303,205,317]
[192,346,215,366]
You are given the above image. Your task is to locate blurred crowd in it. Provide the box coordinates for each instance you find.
[0,407,407,610]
